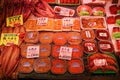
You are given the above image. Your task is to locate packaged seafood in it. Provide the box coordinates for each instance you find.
[54,6,75,17]
[53,32,67,45]
[96,29,110,40]
[39,32,53,44]
[81,29,95,41]
[53,19,62,31]
[34,57,51,73]
[82,40,98,54]
[52,45,61,58]
[92,7,105,16]
[24,19,37,31]
[72,18,81,32]
[51,59,66,74]
[40,44,51,57]
[98,41,114,53]
[67,32,81,45]
[76,5,92,16]
[18,58,34,73]
[24,31,39,43]
[36,18,53,31]
[80,16,107,29]
[21,44,40,58]
[68,59,84,74]
[69,45,83,58]
[87,53,119,73]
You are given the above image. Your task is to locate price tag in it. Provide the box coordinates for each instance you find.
[99,33,107,37]
[27,46,39,58]
[85,31,91,38]
[1,33,19,46]
[94,59,107,66]
[6,15,23,27]
[62,18,74,27]
[100,44,111,49]
[59,46,72,60]
[37,17,48,26]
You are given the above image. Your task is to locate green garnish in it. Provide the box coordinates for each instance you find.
[79,11,90,16]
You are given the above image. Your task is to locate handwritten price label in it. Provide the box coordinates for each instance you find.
[62,18,74,27]
[6,15,23,27]
[59,46,72,60]
[1,33,19,46]
[27,46,39,58]
[37,17,48,26]
[94,59,107,66]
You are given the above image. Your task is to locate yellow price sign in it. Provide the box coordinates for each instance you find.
[6,15,23,27]
[1,33,19,46]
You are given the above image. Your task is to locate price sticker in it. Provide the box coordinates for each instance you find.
[62,18,74,27]
[100,44,111,49]
[37,17,48,26]
[59,46,73,60]
[99,33,107,37]
[94,59,107,66]
[1,33,19,46]
[27,46,39,58]
[6,15,23,27]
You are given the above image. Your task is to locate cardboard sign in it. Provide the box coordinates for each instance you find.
[6,15,23,27]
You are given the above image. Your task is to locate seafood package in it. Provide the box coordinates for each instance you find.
[87,53,119,74]
[80,16,107,29]
[95,29,110,41]
[53,32,67,45]
[57,0,80,5]
[39,44,51,57]
[51,59,67,74]
[52,45,83,59]
[82,40,98,54]
[54,6,75,16]
[67,59,84,74]
[24,31,39,43]
[98,41,114,53]
[34,57,51,73]
[67,32,81,45]
[18,58,34,73]
[81,29,95,41]
[39,32,53,44]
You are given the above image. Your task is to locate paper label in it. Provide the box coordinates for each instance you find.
[94,59,107,66]
[99,33,107,37]
[85,31,91,38]
[59,46,72,60]
[23,62,30,67]
[71,36,79,40]
[37,17,48,26]
[6,15,23,27]
[39,62,46,67]
[85,43,95,51]
[62,18,74,27]
[71,62,80,67]
[40,48,47,52]
[1,33,19,46]
[27,46,39,58]
[55,63,63,68]
[100,44,111,49]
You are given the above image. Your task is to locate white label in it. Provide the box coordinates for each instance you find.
[99,33,107,37]
[59,46,73,60]
[100,44,111,49]
[85,31,91,38]
[71,62,80,67]
[27,46,39,58]
[37,17,48,26]
[94,59,107,66]
[23,62,30,67]
[62,18,74,27]
[28,32,33,39]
